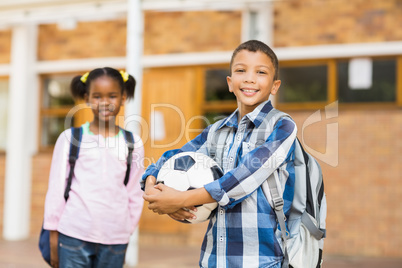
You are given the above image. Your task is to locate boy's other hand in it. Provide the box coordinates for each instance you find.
[168,208,197,222]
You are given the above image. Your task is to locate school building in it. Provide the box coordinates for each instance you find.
[0,0,401,260]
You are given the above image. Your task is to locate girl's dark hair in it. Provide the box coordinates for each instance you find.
[229,40,279,81]
[70,67,136,99]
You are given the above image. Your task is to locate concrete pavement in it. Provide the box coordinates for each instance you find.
[0,237,401,268]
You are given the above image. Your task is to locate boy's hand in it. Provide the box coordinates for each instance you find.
[143,183,186,214]
[168,208,197,222]
[143,175,161,196]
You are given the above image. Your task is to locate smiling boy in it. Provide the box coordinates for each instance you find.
[142,40,297,268]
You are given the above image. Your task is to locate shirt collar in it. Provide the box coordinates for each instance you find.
[216,100,274,130]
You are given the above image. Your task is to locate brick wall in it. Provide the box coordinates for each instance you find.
[0,30,11,64]
[274,0,402,47]
[38,19,127,60]
[144,11,242,55]
[37,11,241,62]
[290,107,402,257]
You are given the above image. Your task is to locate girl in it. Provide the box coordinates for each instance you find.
[43,67,144,268]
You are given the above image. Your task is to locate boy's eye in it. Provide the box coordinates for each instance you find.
[235,69,245,73]
[257,70,267,74]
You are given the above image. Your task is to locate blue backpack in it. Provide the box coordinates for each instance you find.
[38,126,134,265]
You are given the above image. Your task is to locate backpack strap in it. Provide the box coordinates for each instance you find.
[267,138,326,268]
[120,128,135,186]
[266,171,290,268]
[64,127,83,201]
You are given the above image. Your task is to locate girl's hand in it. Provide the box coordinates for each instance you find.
[49,231,59,268]
[143,183,187,214]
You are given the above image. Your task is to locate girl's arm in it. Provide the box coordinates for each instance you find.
[49,231,59,268]
[126,136,145,232]
[43,130,70,231]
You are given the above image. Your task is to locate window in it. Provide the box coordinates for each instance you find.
[279,65,328,103]
[276,56,401,109]
[0,78,8,151]
[202,67,236,127]
[40,75,75,148]
[205,69,234,102]
[337,59,396,103]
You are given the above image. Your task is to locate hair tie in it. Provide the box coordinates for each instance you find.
[120,70,129,82]
[80,72,89,83]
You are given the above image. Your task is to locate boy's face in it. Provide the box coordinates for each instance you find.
[227,50,281,116]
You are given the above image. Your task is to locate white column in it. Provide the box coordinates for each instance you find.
[124,0,144,266]
[3,23,39,240]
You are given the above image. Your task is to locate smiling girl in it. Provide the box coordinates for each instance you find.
[43,67,144,268]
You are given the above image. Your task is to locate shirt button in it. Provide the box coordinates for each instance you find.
[220,209,224,215]
[219,237,224,242]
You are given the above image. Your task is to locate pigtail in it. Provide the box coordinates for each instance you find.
[70,75,87,99]
[124,74,136,100]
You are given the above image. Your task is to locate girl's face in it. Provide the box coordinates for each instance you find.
[226,50,281,118]
[85,75,126,124]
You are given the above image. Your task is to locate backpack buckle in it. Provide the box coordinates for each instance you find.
[272,196,284,211]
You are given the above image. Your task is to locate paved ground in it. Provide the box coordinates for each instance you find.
[0,237,401,268]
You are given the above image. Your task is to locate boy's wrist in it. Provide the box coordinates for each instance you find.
[145,175,157,187]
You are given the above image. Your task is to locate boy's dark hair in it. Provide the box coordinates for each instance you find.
[230,40,279,81]
[70,67,136,99]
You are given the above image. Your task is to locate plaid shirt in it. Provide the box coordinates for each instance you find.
[142,101,297,268]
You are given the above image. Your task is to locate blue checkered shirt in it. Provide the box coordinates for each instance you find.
[142,101,297,268]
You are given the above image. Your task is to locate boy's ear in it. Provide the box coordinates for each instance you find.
[270,80,281,95]
[227,76,233,92]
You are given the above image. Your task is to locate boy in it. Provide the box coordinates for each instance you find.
[142,40,297,268]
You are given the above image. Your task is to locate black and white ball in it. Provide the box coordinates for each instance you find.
[157,151,223,224]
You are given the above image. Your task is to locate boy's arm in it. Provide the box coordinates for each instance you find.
[205,117,297,209]
[144,183,215,215]
[141,125,211,191]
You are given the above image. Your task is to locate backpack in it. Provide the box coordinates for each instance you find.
[263,138,326,268]
[38,126,135,266]
[207,108,326,268]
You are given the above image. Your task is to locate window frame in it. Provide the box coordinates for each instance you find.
[276,56,402,111]
[38,72,78,151]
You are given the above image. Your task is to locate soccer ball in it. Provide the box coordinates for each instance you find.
[157,151,223,224]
